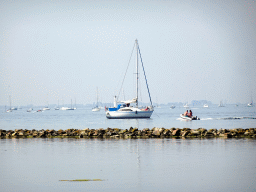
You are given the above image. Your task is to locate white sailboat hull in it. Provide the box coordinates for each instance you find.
[106,110,153,119]
[61,107,71,110]
[92,107,101,112]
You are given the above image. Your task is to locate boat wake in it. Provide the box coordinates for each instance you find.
[219,117,256,120]
[200,117,256,121]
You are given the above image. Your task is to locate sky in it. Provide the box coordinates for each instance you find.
[0,0,256,106]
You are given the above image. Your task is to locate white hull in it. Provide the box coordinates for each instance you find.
[61,107,71,110]
[92,107,100,112]
[43,107,50,110]
[203,104,208,108]
[27,108,33,112]
[180,114,200,120]
[106,110,153,119]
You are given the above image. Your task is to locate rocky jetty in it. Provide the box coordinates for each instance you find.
[0,128,255,139]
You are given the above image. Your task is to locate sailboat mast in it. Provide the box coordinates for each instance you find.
[136,39,138,108]
[9,95,11,109]
[96,87,98,107]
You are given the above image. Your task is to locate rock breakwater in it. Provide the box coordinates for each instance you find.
[0,128,256,139]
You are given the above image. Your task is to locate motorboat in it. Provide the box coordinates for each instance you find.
[106,40,154,119]
[170,105,175,109]
[180,114,200,120]
[203,104,208,108]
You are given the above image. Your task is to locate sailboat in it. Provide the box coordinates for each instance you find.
[218,100,225,107]
[6,95,13,112]
[74,98,77,110]
[247,96,253,107]
[66,99,74,110]
[184,103,189,108]
[54,99,60,110]
[43,94,50,110]
[106,39,154,119]
[42,106,50,110]
[92,87,101,112]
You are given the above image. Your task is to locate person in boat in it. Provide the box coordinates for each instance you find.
[145,106,149,111]
[183,110,188,116]
[187,110,192,117]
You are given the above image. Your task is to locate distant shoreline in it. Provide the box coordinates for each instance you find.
[0,128,255,139]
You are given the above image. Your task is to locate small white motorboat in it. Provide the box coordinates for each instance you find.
[180,114,200,120]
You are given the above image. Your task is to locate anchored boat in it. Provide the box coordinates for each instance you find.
[106,40,154,119]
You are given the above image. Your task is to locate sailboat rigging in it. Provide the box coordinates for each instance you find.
[106,39,154,119]
[92,87,101,112]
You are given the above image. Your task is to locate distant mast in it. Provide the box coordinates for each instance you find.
[136,39,138,108]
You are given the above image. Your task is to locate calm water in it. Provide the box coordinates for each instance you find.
[1,105,256,192]
[0,138,255,192]
[0,105,255,131]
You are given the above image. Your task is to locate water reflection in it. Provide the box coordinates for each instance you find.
[0,137,256,192]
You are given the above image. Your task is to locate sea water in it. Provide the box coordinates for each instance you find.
[0,138,255,192]
[0,105,256,192]
[0,105,255,131]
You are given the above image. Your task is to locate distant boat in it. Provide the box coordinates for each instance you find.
[11,107,18,110]
[203,104,209,108]
[218,101,225,107]
[61,99,74,110]
[61,107,71,110]
[43,95,50,110]
[6,95,13,112]
[54,99,60,110]
[184,103,189,108]
[27,108,33,112]
[170,105,175,109]
[247,102,253,107]
[92,87,101,112]
[105,40,154,119]
[66,99,74,110]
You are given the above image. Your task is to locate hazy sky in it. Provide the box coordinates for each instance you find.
[1,0,256,106]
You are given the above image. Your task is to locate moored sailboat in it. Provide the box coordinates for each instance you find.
[106,39,154,119]
[6,95,13,112]
[92,87,101,112]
